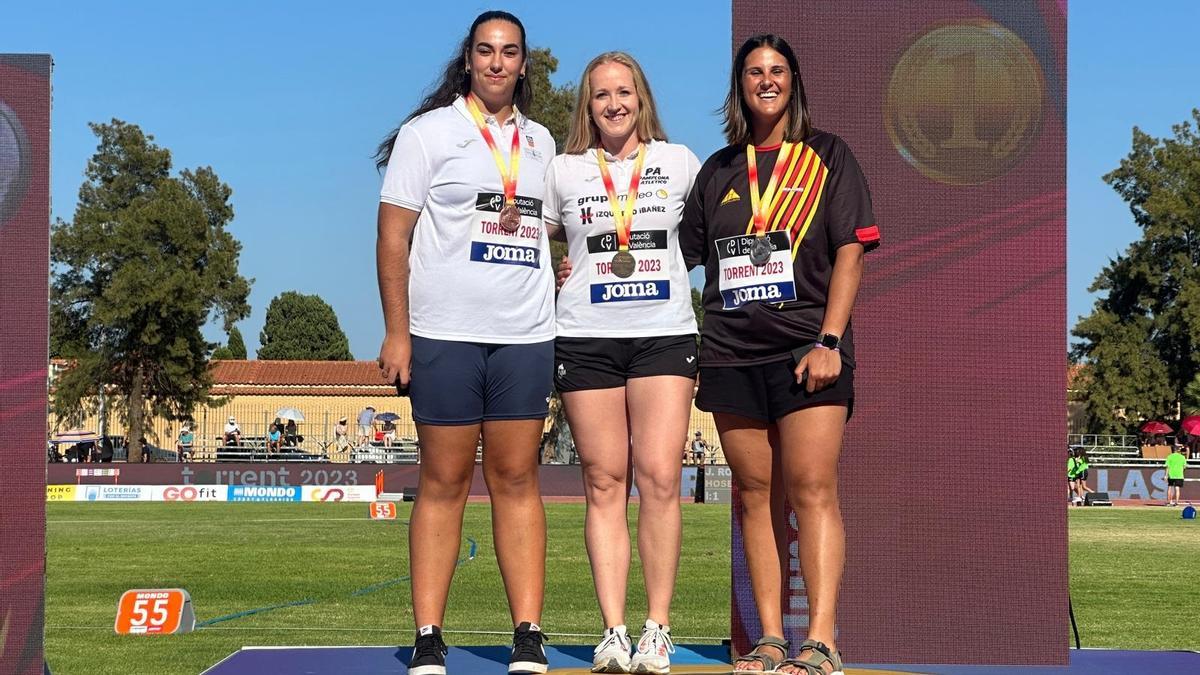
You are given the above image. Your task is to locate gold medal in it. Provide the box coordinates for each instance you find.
[596,145,646,276]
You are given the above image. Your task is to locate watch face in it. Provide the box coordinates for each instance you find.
[820,334,840,349]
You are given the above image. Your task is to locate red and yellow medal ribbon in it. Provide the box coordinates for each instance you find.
[595,143,646,252]
[746,142,794,237]
[465,94,521,206]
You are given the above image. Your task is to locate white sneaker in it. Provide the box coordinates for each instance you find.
[630,619,674,674]
[592,624,632,673]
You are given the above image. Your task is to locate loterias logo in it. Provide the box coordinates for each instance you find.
[229,486,301,502]
[82,485,148,501]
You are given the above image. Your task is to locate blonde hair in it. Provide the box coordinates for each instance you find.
[564,52,668,154]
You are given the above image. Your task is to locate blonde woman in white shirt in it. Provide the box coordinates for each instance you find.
[544,51,700,675]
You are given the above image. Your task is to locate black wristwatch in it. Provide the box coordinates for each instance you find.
[816,333,841,350]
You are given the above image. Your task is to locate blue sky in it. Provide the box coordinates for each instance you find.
[5,1,1198,359]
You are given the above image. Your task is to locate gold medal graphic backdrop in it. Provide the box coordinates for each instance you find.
[0,54,51,675]
[730,1,1067,665]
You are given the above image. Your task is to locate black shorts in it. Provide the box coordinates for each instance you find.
[696,355,854,423]
[1168,478,1184,487]
[1076,470,1088,481]
[554,334,698,392]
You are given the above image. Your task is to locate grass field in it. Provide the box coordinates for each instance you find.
[1067,507,1200,649]
[45,504,1199,674]
[45,502,730,674]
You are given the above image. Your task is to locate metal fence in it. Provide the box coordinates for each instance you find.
[1067,433,1196,469]
[53,403,729,466]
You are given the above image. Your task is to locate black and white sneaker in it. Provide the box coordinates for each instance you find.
[509,621,549,674]
[409,625,448,675]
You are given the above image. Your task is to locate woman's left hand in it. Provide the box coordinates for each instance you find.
[795,347,842,393]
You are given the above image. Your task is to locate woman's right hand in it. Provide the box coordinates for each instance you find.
[378,333,412,389]
[556,255,574,290]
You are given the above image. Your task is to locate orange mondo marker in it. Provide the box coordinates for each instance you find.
[114,588,195,635]
[369,501,398,520]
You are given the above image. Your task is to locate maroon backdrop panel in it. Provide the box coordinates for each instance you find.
[730,2,1067,665]
[0,54,51,675]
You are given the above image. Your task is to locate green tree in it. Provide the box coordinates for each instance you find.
[212,326,248,360]
[257,291,353,360]
[51,119,251,461]
[691,287,705,330]
[524,47,576,150]
[1071,109,1200,431]
[526,47,577,268]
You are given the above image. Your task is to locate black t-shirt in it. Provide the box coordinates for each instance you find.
[680,131,879,366]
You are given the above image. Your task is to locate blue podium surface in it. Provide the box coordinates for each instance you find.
[204,645,1199,674]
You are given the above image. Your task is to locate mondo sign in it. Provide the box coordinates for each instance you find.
[114,589,196,635]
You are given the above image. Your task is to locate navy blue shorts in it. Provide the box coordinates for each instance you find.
[409,336,553,425]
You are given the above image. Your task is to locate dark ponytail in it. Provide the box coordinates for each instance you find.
[374,10,530,170]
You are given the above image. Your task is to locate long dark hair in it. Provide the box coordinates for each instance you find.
[374,10,531,169]
[722,34,811,146]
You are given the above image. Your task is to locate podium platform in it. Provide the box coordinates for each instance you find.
[203,645,1200,674]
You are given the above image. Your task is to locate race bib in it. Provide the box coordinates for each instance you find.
[715,230,797,309]
[586,229,671,304]
[470,192,543,268]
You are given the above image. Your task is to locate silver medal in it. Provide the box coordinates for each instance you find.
[748,236,773,266]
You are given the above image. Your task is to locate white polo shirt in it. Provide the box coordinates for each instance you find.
[545,141,700,338]
[380,97,556,343]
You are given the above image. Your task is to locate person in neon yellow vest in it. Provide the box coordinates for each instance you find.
[1072,447,1093,503]
[1166,444,1188,507]
[1067,447,1081,505]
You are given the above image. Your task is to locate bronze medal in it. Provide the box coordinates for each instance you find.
[499,203,521,232]
[611,250,636,279]
[749,235,774,266]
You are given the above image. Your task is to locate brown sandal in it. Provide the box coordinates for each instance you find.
[733,635,790,673]
[779,639,844,675]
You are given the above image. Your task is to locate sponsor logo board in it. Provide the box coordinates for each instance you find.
[81,485,152,502]
[304,486,377,502]
[228,485,302,502]
[46,485,77,502]
[154,485,229,502]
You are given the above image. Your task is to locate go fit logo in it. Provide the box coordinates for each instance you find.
[161,486,224,502]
